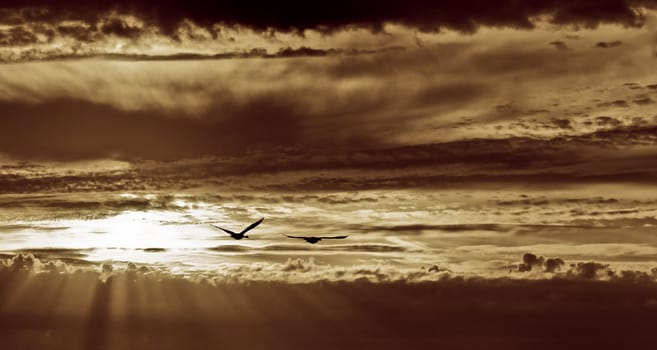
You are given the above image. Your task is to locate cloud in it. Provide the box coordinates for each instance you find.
[597,99,629,107]
[551,118,573,129]
[510,252,657,281]
[0,33,650,155]
[496,196,621,206]
[141,248,167,252]
[0,29,655,192]
[208,244,408,254]
[595,115,624,127]
[98,16,143,38]
[568,261,614,279]
[3,253,657,350]
[3,53,498,160]
[6,124,657,192]
[1,253,73,272]
[549,40,569,50]
[515,253,565,273]
[634,96,654,105]
[0,46,406,63]
[0,25,39,45]
[0,192,188,213]
[0,2,654,63]
[545,257,566,273]
[0,193,212,224]
[14,248,90,260]
[0,224,69,232]
[595,40,624,48]
[0,98,311,160]
[354,223,513,234]
[1,1,653,35]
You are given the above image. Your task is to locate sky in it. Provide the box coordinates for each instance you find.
[3,1,657,348]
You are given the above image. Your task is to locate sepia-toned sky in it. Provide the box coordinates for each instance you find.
[3,2,657,348]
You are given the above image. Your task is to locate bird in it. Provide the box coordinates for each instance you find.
[211,218,264,240]
[284,234,348,244]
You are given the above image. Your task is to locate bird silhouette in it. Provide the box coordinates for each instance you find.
[284,234,348,244]
[211,218,264,240]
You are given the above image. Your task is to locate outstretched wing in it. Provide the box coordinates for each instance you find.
[240,218,264,234]
[318,235,348,239]
[210,224,237,236]
[284,234,308,239]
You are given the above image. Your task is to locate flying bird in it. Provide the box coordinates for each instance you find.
[211,218,264,240]
[284,234,348,244]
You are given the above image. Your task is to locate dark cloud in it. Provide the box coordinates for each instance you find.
[315,195,379,205]
[551,118,572,129]
[3,254,657,349]
[595,115,623,127]
[587,208,643,216]
[142,248,167,252]
[595,40,624,48]
[0,98,307,160]
[549,40,569,50]
[2,64,490,160]
[496,198,551,206]
[516,253,565,273]
[0,194,185,212]
[568,261,614,279]
[98,17,143,38]
[0,97,576,162]
[545,257,566,273]
[356,223,513,234]
[12,248,90,262]
[325,244,409,253]
[596,99,629,107]
[0,171,184,194]
[496,196,621,206]
[513,253,657,279]
[1,46,406,63]
[4,114,657,192]
[634,96,654,105]
[0,0,653,35]
[413,82,488,107]
[0,26,39,46]
[208,244,408,253]
[56,22,97,42]
[0,224,69,232]
[208,245,254,253]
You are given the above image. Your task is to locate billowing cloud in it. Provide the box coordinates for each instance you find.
[515,253,565,273]
[0,1,655,63]
[3,252,657,350]
[1,1,653,34]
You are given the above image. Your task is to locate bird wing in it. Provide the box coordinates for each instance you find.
[284,234,308,239]
[318,235,348,239]
[210,224,237,236]
[240,217,264,234]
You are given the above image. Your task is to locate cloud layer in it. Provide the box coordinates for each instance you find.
[3,254,657,349]
[2,0,654,34]
[1,1,656,62]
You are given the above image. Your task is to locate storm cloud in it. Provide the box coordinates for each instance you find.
[1,0,654,34]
